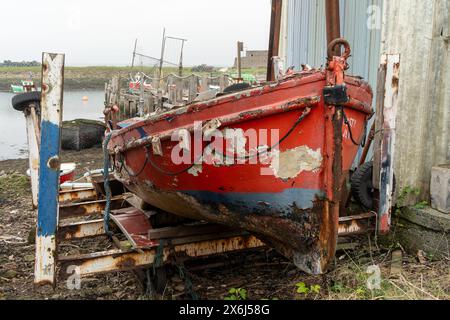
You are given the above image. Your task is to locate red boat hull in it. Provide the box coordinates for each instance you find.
[107,70,372,274]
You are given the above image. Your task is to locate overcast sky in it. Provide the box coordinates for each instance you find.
[0,0,271,67]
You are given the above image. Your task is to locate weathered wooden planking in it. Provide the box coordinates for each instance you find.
[34,53,65,286]
[378,54,400,233]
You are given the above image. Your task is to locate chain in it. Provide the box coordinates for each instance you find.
[168,241,199,300]
[102,133,113,237]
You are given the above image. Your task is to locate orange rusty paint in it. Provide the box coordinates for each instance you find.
[58,188,97,204]
[58,235,264,278]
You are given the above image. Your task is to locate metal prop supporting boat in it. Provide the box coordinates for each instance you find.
[105,39,373,275]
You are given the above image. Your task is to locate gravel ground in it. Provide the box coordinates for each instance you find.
[0,147,448,300]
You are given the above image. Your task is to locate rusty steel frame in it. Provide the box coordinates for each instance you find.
[55,212,375,279]
[58,235,265,278]
[58,188,98,204]
[338,213,376,236]
[58,219,105,240]
[59,195,130,219]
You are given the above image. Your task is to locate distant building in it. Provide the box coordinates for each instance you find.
[234,50,268,69]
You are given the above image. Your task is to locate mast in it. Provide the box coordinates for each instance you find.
[166,36,188,77]
[325,0,342,56]
[131,38,137,69]
[157,28,166,90]
[266,0,282,81]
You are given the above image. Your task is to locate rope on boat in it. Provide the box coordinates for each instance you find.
[236,106,312,160]
[102,133,114,237]
[144,239,198,299]
[144,239,166,298]
[208,106,313,162]
[115,104,313,177]
[342,107,363,147]
[147,151,200,177]
[167,240,199,300]
[140,72,232,82]
[153,239,166,271]
[139,106,313,176]
[119,146,150,178]
[176,263,199,300]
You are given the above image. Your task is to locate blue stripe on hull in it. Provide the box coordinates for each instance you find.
[183,188,324,217]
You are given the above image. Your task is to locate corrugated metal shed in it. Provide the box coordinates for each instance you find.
[381,0,450,203]
[283,0,382,91]
[279,0,450,204]
[281,0,383,165]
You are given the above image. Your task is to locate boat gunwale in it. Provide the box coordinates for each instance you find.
[110,70,372,139]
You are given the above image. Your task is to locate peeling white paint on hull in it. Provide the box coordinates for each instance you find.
[270,146,322,180]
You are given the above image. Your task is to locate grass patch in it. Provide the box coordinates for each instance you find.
[0,66,268,91]
[0,173,30,196]
[325,250,449,300]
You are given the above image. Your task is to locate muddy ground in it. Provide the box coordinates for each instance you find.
[0,147,449,300]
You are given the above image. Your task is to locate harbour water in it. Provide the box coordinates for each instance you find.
[0,90,105,160]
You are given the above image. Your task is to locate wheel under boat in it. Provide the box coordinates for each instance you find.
[105,39,373,275]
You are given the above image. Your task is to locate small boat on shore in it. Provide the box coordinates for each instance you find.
[27,162,76,184]
[61,119,106,151]
[10,80,37,93]
[105,39,373,274]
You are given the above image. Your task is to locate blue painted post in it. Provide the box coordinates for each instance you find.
[34,53,65,286]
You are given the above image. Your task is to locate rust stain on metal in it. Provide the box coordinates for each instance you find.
[59,196,127,219]
[58,235,264,279]
[58,220,105,240]
[58,188,97,204]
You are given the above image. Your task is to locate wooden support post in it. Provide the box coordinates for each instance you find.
[373,64,387,191]
[188,75,197,102]
[138,72,145,116]
[201,75,208,92]
[168,76,176,103]
[34,52,65,287]
[147,94,154,114]
[24,106,40,208]
[377,54,400,234]
[237,41,243,82]
[219,75,226,92]
[175,77,183,104]
[152,69,159,91]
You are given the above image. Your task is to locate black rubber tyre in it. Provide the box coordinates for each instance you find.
[351,162,375,210]
[12,91,41,112]
[222,82,251,94]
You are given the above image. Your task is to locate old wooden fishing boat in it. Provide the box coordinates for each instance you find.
[105,39,373,275]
